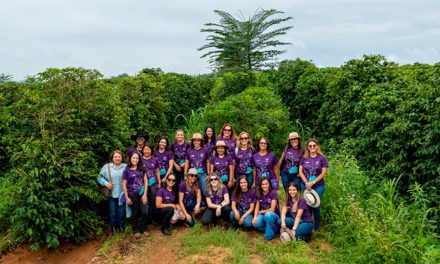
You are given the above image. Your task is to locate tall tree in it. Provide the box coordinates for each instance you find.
[199,9,292,72]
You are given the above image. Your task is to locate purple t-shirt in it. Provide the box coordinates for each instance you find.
[204,140,215,157]
[252,152,279,183]
[171,140,190,165]
[234,147,254,177]
[207,185,228,205]
[216,136,236,156]
[281,147,302,174]
[210,155,233,179]
[258,190,278,211]
[126,146,143,159]
[185,148,209,173]
[178,181,196,207]
[287,198,313,222]
[156,187,176,204]
[154,150,173,172]
[141,156,158,181]
[300,155,328,187]
[232,189,256,212]
[122,168,144,197]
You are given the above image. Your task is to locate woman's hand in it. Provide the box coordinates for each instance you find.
[281,223,286,231]
[306,182,313,190]
[234,211,240,221]
[175,166,182,172]
[228,180,233,188]
[141,195,147,205]
[185,213,192,223]
[126,197,132,205]
[194,204,200,215]
[252,217,258,226]
[106,183,113,190]
[215,206,221,216]
[238,215,245,225]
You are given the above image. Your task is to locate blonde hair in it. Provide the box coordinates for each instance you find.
[237,131,253,149]
[303,138,324,158]
[206,172,224,197]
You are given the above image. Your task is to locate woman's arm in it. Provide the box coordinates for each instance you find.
[156,196,175,209]
[178,192,189,215]
[280,205,287,229]
[228,164,234,187]
[221,192,230,206]
[184,160,189,175]
[291,209,304,236]
[241,203,255,219]
[259,199,277,214]
[206,196,220,209]
[166,160,173,177]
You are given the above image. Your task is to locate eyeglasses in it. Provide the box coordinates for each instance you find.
[137,137,145,141]
[308,144,317,148]
[209,178,219,182]
[188,174,198,178]
[240,137,249,140]
[167,178,176,182]
[259,142,267,145]
[223,128,232,132]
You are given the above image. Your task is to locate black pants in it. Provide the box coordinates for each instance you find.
[156,207,174,229]
[128,194,149,233]
[148,184,158,223]
[201,205,232,226]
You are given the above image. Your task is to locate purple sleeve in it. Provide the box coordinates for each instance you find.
[321,155,329,168]
[156,188,164,198]
[227,155,233,166]
[222,185,228,195]
[300,157,305,166]
[178,182,186,193]
[185,150,191,160]
[231,194,237,203]
[271,153,279,166]
[270,190,278,200]
[210,156,215,164]
[298,198,308,210]
[122,169,129,180]
[250,190,256,203]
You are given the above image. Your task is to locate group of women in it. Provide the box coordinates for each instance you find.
[97,123,328,242]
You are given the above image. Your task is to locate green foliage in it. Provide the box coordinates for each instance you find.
[324,153,440,263]
[199,9,292,72]
[210,71,255,101]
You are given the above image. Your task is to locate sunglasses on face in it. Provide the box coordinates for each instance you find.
[210,178,219,182]
[259,142,267,145]
[167,178,176,182]
[240,137,249,140]
[223,128,232,132]
[308,144,317,148]
[137,138,145,141]
[188,174,198,178]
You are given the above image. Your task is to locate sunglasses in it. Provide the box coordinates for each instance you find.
[240,137,249,140]
[188,174,198,178]
[223,128,232,131]
[137,137,145,141]
[167,178,176,182]
[259,142,267,145]
[209,178,219,182]
[308,144,317,148]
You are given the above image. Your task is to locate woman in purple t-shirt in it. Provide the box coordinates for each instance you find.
[184,133,210,196]
[171,129,190,184]
[203,125,216,157]
[252,137,280,189]
[126,131,147,160]
[178,168,202,227]
[252,177,279,240]
[155,174,182,235]
[141,144,160,225]
[122,152,149,238]
[209,140,234,190]
[279,182,313,241]
[230,175,256,229]
[216,123,237,157]
[299,138,328,230]
[234,131,255,188]
[154,136,173,183]
[278,132,304,191]
[201,173,232,226]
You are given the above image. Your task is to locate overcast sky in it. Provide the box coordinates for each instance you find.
[1,0,439,80]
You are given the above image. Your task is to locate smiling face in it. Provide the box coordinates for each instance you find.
[193,139,201,149]
[159,139,167,150]
[290,137,299,148]
[308,141,318,155]
[131,153,140,166]
[166,175,177,188]
[112,152,123,165]
[259,139,268,151]
[142,146,152,158]
[206,127,213,139]
[210,176,219,187]
[240,133,249,146]
[136,137,145,147]
[222,126,232,139]
[288,185,299,199]
[188,173,198,184]
[216,146,225,155]
[240,178,248,191]
[261,179,270,193]
[176,131,184,142]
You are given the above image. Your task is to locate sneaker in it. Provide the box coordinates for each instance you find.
[161,227,172,236]
[134,232,141,238]
[143,231,150,237]
[111,225,117,234]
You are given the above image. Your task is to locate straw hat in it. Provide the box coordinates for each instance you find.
[288,132,300,140]
[192,133,203,140]
[214,140,228,149]
[187,168,198,175]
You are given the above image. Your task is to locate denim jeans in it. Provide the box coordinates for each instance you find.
[312,184,325,230]
[198,173,207,197]
[280,171,300,191]
[109,197,124,227]
[229,210,253,228]
[253,212,279,240]
[279,217,313,240]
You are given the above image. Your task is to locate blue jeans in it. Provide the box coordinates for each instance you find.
[253,212,279,240]
[280,171,300,191]
[230,211,253,228]
[279,217,313,240]
[109,197,124,227]
[312,184,325,229]
[184,199,206,227]
[198,173,207,197]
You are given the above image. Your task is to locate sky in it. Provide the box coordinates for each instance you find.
[1,0,439,80]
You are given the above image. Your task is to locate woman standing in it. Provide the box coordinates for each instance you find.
[155,174,182,235]
[201,173,232,226]
[233,131,255,187]
[97,150,127,234]
[230,175,256,229]
[299,139,328,230]
[252,137,280,189]
[154,136,174,184]
[279,132,304,191]
[216,123,237,156]
[279,183,314,241]
[141,144,160,224]
[203,125,216,157]
[178,168,202,227]
[209,141,234,190]
[252,178,279,240]
[184,133,210,196]
[122,152,149,237]
[171,129,190,184]
[126,131,148,159]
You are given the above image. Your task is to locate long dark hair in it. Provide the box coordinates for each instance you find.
[191,138,205,149]
[284,138,304,158]
[233,175,249,203]
[142,143,155,157]
[256,137,272,152]
[256,177,273,198]
[285,182,300,213]
[156,136,170,151]
[128,152,146,174]
[203,125,216,145]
